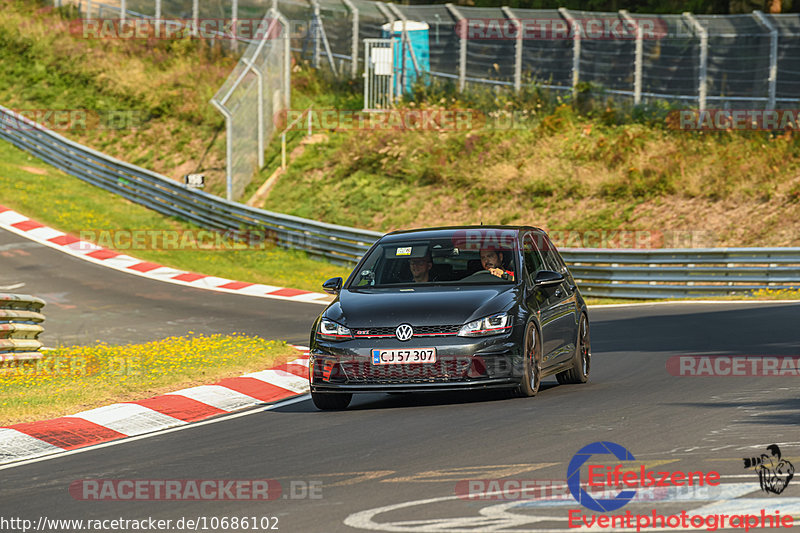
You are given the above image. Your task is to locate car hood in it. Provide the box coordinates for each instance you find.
[325,285,520,328]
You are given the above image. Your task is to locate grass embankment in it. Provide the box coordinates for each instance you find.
[0,0,233,194]
[0,140,349,291]
[261,99,800,247]
[0,335,300,425]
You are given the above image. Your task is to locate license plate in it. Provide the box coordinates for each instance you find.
[372,348,436,365]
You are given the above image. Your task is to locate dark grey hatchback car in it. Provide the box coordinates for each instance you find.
[308,226,590,410]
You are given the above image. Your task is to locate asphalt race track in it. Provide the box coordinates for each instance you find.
[0,227,317,345]
[2,226,800,532]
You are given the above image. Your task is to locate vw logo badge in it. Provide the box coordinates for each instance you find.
[395,324,413,341]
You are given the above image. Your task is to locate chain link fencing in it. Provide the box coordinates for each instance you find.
[66,0,800,201]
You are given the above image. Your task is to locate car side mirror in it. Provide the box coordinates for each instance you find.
[322,277,343,295]
[533,270,564,288]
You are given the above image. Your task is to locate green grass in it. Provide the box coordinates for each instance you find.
[0,334,300,425]
[0,138,350,292]
[0,0,234,195]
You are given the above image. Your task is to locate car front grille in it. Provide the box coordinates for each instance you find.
[339,357,472,384]
[352,324,461,338]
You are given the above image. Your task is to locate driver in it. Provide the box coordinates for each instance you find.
[480,247,515,281]
[409,253,434,283]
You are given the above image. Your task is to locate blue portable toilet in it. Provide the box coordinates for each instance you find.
[381,21,431,94]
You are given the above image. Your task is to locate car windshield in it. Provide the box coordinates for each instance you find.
[350,237,518,287]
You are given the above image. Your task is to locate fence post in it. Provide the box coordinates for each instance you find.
[273,10,291,109]
[445,3,466,92]
[558,8,581,97]
[620,10,642,105]
[245,59,265,169]
[154,0,161,37]
[388,3,422,96]
[683,12,707,111]
[342,0,359,79]
[753,10,778,110]
[211,100,234,201]
[231,0,239,52]
[192,0,199,36]
[501,6,522,93]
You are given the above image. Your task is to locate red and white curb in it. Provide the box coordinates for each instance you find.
[0,205,332,305]
[0,346,311,465]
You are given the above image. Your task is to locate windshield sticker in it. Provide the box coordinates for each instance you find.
[396,247,412,256]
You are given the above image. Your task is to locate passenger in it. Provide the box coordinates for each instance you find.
[480,247,515,281]
[409,254,434,283]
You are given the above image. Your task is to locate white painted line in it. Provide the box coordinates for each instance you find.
[235,284,284,296]
[69,403,185,437]
[244,369,310,394]
[0,211,28,225]
[26,227,64,241]
[165,385,264,412]
[0,210,330,306]
[66,240,102,254]
[589,299,800,309]
[0,428,65,464]
[139,266,188,280]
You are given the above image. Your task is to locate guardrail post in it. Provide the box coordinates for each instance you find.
[342,0,359,79]
[558,8,581,97]
[86,0,92,17]
[445,3,466,92]
[683,12,707,111]
[753,10,778,110]
[501,7,522,93]
[120,0,126,23]
[620,10,642,105]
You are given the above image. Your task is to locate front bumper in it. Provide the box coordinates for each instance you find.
[309,330,525,393]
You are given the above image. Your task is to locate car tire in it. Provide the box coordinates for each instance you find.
[311,391,352,410]
[556,313,590,384]
[514,322,541,397]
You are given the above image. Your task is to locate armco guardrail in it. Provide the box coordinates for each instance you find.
[2,104,800,298]
[562,248,800,299]
[0,104,382,265]
[0,294,46,362]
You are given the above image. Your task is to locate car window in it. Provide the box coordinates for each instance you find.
[350,237,518,287]
[534,231,566,274]
[522,234,545,283]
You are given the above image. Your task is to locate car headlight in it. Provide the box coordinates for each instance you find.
[318,318,352,341]
[458,313,511,337]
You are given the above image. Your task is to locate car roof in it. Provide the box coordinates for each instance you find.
[379,225,544,243]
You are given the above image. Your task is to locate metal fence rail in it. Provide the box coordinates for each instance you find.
[562,248,800,299]
[0,294,46,363]
[71,0,800,110]
[0,104,382,264]
[3,105,800,298]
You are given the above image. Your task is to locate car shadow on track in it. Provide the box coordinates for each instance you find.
[272,382,560,413]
